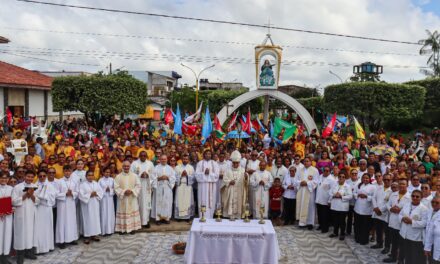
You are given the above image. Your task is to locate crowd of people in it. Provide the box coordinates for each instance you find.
[0,117,439,264]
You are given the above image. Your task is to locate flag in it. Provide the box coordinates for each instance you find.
[322,113,337,138]
[201,106,212,145]
[269,120,274,138]
[243,109,252,134]
[251,120,260,132]
[164,108,173,125]
[47,124,54,136]
[214,115,225,140]
[160,109,164,120]
[173,104,182,135]
[184,101,203,124]
[6,107,12,126]
[227,112,238,131]
[256,118,267,133]
[353,116,365,140]
[273,117,297,142]
[182,123,198,135]
[326,115,349,132]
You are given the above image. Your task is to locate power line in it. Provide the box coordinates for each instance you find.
[0,50,101,66]
[1,27,423,57]
[16,0,420,45]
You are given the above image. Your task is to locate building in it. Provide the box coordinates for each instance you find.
[0,36,9,44]
[128,70,182,96]
[0,61,82,122]
[39,71,93,78]
[199,79,246,91]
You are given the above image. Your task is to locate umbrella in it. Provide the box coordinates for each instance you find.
[370,145,397,157]
[226,130,250,139]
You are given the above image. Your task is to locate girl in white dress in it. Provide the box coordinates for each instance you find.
[98,167,115,236]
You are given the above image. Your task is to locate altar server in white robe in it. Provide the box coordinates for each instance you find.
[56,165,79,248]
[130,150,154,227]
[34,170,57,254]
[152,155,176,224]
[250,160,273,219]
[315,167,336,233]
[71,160,86,236]
[47,167,60,235]
[294,157,319,228]
[174,153,195,220]
[217,152,231,210]
[195,150,220,218]
[79,170,104,244]
[98,167,115,235]
[246,151,260,215]
[12,170,38,263]
[0,172,13,264]
[423,195,440,263]
[353,173,376,245]
[329,172,352,240]
[223,151,247,219]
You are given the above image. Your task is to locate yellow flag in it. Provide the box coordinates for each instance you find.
[353,116,365,140]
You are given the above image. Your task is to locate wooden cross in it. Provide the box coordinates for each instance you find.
[264,18,274,35]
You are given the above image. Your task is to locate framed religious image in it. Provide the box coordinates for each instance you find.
[255,46,282,90]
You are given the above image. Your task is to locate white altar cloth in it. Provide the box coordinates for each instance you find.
[184,218,280,264]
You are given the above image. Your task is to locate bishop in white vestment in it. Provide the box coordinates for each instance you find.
[151,155,176,223]
[294,157,319,227]
[130,151,154,227]
[195,150,220,218]
[34,171,57,254]
[98,170,115,235]
[222,151,247,219]
[174,154,195,220]
[250,161,273,218]
[79,171,104,241]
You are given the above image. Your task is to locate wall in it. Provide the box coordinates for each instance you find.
[0,87,3,113]
[28,90,45,117]
[8,88,25,106]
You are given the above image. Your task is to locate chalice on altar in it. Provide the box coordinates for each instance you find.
[258,205,265,224]
[200,205,207,223]
[215,203,222,222]
[243,203,251,223]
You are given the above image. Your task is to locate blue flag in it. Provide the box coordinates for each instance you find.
[257,118,267,133]
[174,104,182,135]
[269,120,274,138]
[201,106,212,145]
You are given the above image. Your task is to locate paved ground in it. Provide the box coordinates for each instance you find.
[11,221,385,264]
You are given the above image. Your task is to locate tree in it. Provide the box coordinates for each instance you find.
[419,30,440,77]
[406,77,440,126]
[323,82,425,131]
[52,71,148,128]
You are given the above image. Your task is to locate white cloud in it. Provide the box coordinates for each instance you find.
[0,0,439,89]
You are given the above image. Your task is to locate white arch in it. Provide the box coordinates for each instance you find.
[217,90,318,134]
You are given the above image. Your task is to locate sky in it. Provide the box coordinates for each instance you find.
[1,0,440,90]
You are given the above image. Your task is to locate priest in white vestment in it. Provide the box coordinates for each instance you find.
[114,161,142,234]
[130,151,154,227]
[174,154,195,220]
[223,151,247,219]
[195,150,220,218]
[246,151,260,216]
[79,171,104,243]
[56,166,79,248]
[0,173,13,264]
[217,153,231,210]
[34,171,57,254]
[12,171,38,262]
[98,168,115,235]
[152,155,176,224]
[294,157,319,228]
[250,161,273,219]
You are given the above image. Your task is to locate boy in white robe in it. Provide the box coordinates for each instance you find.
[56,165,79,249]
[34,170,57,254]
[130,151,154,228]
[79,171,104,244]
[152,155,176,224]
[250,160,273,219]
[0,172,13,264]
[12,170,38,263]
[174,154,195,220]
[98,167,115,236]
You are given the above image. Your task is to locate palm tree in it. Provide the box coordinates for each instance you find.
[419,30,440,76]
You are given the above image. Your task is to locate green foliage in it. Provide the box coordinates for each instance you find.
[168,88,263,114]
[406,77,440,126]
[52,71,148,127]
[323,82,426,131]
[418,30,440,77]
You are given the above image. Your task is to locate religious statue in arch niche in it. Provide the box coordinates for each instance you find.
[259,58,276,86]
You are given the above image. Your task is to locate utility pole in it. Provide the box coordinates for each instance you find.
[109,63,112,74]
[181,63,215,112]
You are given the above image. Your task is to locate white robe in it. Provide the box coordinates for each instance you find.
[294,166,319,226]
[174,164,195,219]
[195,160,220,218]
[217,160,231,208]
[55,177,79,244]
[98,177,115,235]
[246,159,260,214]
[71,170,86,235]
[130,159,154,225]
[222,167,246,219]
[79,181,104,237]
[250,170,273,218]
[34,180,56,253]
[151,164,176,221]
[12,182,38,250]
[0,184,13,255]
[114,171,142,233]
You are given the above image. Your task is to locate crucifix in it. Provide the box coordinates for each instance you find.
[262,18,275,46]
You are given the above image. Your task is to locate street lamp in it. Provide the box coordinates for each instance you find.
[329,70,343,83]
[181,63,215,112]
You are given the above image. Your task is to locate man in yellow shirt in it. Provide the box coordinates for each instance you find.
[48,154,66,179]
[428,142,439,163]
[57,139,75,158]
[43,138,56,158]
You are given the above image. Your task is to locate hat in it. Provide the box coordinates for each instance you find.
[231,150,241,162]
